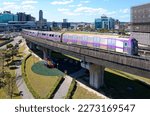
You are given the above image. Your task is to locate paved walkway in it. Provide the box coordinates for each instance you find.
[15,38,34,99]
[53,76,72,99]
[16,66,34,99]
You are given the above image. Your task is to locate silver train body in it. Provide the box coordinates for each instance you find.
[23,29,138,55]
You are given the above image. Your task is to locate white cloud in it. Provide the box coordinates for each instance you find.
[63,11,80,16]
[3,2,16,5]
[77,4,82,7]
[58,5,118,18]
[74,7,107,14]
[80,1,90,4]
[22,5,35,10]
[120,8,130,14]
[69,4,82,7]
[21,0,38,5]
[58,8,80,16]
[0,0,37,14]
[120,14,129,19]
[50,0,73,5]
[58,8,69,12]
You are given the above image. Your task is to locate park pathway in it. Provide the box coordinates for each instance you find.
[53,76,72,99]
[15,38,34,99]
[16,64,34,99]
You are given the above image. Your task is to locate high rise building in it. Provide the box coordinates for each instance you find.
[63,19,67,23]
[17,12,35,21]
[36,10,48,30]
[95,18,102,29]
[0,11,18,23]
[95,15,115,30]
[17,12,26,21]
[131,3,150,46]
[39,10,43,21]
[26,14,35,21]
[62,19,70,29]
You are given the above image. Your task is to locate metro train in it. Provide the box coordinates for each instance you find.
[22,29,138,55]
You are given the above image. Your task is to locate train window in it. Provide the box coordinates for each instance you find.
[42,33,44,35]
[52,34,54,37]
[124,42,128,47]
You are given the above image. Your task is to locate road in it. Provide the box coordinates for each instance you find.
[0,36,24,49]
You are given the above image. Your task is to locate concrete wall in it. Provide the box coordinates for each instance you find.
[131,32,150,46]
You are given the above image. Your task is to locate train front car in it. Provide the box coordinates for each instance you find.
[131,38,138,55]
[115,37,138,55]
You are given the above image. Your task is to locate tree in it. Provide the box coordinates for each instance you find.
[0,51,5,78]
[51,27,61,31]
[84,25,95,32]
[6,44,13,50]
[4,72,15,99]
[18,39,22,44]
[5,47,18,61]
[98,29,109,33]
[11,47,18,61]
[4,51,12,66]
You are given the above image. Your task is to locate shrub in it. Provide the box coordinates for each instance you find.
[47,76,64,99]
[21,53,40,98]
[65,79,77,99]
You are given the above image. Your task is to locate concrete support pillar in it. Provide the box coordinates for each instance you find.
[47,49,52,59]
[89,64,105,89]
[32,43,36,50]
[29,42,36,50]
[29,42,32,49]
[43,48,48,60]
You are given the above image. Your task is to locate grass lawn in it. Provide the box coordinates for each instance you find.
[106,68,150,85]
[0,40,5,44]
[18,44,26,57]
[32,61,64,76]
[72,84,103,99]
[26,55,63,98]
[102,69,150,99]
[0,89,7,99]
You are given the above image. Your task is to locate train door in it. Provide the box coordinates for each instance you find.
[108,38,116,51]
[116,40,124,53]
[123,41,129,54]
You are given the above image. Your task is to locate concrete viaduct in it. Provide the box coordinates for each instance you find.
[22,34,150,89]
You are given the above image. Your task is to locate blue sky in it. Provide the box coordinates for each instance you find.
[0,0,150,22]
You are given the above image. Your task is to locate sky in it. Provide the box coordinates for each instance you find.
[0,0,150,22]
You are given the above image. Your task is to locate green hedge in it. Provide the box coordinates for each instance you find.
[65,79,77,99]
[21,53,40,99]
[47,76,64,99]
